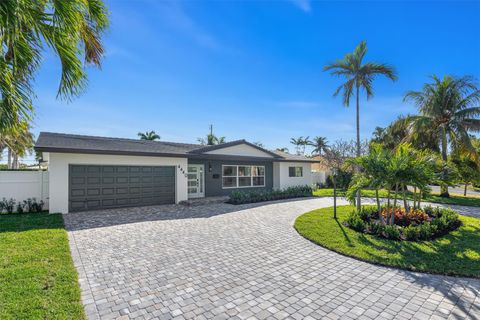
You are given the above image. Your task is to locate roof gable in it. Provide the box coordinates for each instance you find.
[191,140,280,158]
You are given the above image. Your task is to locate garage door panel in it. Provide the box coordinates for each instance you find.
[87,188,101,196]
[129,176,141,183]
[71,189,85,197]
[116,176,129,184]
[102,177,115,184]
[69,165,176,212]
[102,188,115,195]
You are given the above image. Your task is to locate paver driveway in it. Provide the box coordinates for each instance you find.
[64,198,480,320]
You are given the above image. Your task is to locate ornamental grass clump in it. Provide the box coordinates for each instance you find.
[344,205,461,241]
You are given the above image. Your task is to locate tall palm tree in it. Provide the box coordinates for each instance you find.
[138,131,161,141]
[310,136,329,156]
[324,40,397,210]
[0,0,109,131]
[404,75,480,197]
[290,136,307,155]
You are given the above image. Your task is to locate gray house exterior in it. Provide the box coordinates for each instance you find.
[35,132,315,213]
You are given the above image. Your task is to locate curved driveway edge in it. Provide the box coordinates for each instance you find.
[64,198,480,320]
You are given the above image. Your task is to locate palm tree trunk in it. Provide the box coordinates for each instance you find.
[418,190,422,209]
[355,84,361,211]
[413,186,417,210]
[440,128,450,197]
[391,184,398,225]
[385,189,391,225]
[12,153,19,169]
[7,148,12,169]
[402,186,408,212]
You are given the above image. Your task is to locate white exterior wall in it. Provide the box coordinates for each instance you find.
[48,152,188,213]
[0,171,49,209]
[205,144,273,158]
[273,162,313,190]
[311,171,327,185]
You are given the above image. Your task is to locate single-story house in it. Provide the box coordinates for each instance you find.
[35,132,316,213]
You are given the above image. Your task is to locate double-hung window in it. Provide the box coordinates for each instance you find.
[289,166,303,177]
[222,165,265,188]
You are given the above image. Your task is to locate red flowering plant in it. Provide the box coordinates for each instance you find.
[381,207,429,227]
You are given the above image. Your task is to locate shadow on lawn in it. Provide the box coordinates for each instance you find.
[0,212,63,233]
[334,218,352,246]
[357,225,480,274]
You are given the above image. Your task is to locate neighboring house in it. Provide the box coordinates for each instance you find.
[35,132,315,213]
[310,155,331,172]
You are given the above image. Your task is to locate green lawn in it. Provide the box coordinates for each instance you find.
[313,188,480,207]
[294,205,480,278]
[0,213,85,319]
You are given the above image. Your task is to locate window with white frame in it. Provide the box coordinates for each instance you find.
[288,166,303,177]
[222,165,265,188]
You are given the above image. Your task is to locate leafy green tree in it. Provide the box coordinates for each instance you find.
[404,75,480,197]
[138,131,160,141]
[0,0,109,131]
[324,40,397,210]
[451,152,480,196]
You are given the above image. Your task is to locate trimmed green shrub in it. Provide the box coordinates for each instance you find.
[345,212,366,232]
[228,185,313,205]
[325,170,352,189]
[345,205,461,241]
[403,225,420,241]
[382,225,401,240]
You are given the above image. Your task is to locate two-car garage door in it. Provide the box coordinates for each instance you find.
[69,165,175,212]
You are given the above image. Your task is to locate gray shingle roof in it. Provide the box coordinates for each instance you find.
[271,149,316,162]
[35,132,200,156]
[35,132,315,162]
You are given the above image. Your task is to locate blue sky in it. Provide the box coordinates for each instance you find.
[32,0,480,153]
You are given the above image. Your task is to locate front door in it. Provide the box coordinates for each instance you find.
[187,164,204,198]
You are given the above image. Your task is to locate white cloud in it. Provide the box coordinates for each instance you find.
[289,0,312,13]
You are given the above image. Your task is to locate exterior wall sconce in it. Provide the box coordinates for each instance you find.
[208,162,212,173]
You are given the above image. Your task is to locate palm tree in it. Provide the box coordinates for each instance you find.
[0,0,109,131]
[276,147,289,153]
[138,131,161,141]
[290,137,307,155]
[310,136,329,156]
[404,75,480,197]
[379,116,440,152]
[371,127,385,143]
[0,122,34,169]
[290,137,301,155]
[324,40,397,210]
[197,133,226,145]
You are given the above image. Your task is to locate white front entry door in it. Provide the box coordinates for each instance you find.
[187,164,205,198]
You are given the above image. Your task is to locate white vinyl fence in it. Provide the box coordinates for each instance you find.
[311,171,328,186]
[0,171,49,209]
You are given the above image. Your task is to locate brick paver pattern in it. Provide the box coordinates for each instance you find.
[64,198,480,320]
